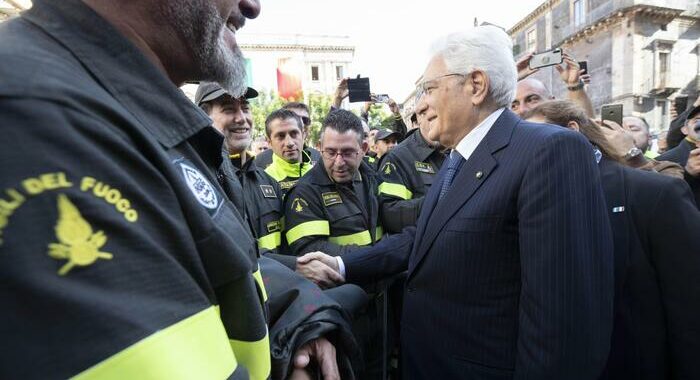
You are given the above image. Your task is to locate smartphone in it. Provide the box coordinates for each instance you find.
[578,60,588,75]
[675,96,689,114]
[529,48,564,70]
[347,77,372,102]
[375,94,390,103]
[601,104,623,126]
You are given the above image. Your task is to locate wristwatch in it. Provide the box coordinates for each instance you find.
[623,147,642,160]
[567,81,584,91]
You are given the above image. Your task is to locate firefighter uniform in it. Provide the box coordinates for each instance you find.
[230,152,299,269]
[378,128,447,233]
[0,1,270,378]
[254,148,315,197]
[283,161,382,257]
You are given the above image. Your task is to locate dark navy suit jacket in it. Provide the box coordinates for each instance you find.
[343,109,615,379]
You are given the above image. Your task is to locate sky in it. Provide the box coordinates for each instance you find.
[240,0,546,102]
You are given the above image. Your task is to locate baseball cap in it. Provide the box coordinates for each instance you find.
[194,82,258,106]
[374,129,400,142]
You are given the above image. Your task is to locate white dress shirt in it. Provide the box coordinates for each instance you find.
[335,107,506,278]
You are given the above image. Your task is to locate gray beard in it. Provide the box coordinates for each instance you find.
[160,0,247,97]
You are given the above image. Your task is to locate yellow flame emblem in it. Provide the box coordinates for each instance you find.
[48,194,113,275]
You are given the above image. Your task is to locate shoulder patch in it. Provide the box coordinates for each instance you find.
[179,162,219,209]
[322,192,343,207]
[259,185,277,198]
[414,161,436,174]
[291,197,309,213]
[48,194,113,276]
[381,162,397,175]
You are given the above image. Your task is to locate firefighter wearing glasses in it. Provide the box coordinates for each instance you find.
[283,109,382,258]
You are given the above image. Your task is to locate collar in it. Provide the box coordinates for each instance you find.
[686,136,698,145]
[229,151,255,171]
[409,128,441,161]
[271,152,305,178]
[24,0,212,149]
[453,108,505,161]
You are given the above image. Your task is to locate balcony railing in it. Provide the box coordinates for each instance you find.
[555,0,688,46]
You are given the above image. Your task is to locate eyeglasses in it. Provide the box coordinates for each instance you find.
[322,149,360,160]
[300,116,311,126]
[415,73,467,99]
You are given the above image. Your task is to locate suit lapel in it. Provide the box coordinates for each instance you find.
[408,144,497,276]
[408,109,519,277]
[410,163,446,256]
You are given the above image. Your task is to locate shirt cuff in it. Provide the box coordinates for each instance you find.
[336,256,346,278]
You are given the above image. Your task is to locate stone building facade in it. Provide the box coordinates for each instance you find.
[509,0,700,132]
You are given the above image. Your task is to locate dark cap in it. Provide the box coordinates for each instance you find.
[194,82,258,106]
[687,104,700,121]
[374,129,400,142]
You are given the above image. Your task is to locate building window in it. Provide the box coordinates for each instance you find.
[335,65,344,81]
[526,28,537,52]
[573,0,586,27]
[311,65,319,81]
[659,52,669,87]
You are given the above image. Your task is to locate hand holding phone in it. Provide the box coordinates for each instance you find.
[347,76,372,103]
[601,104,623,127]
[529,48,564,70]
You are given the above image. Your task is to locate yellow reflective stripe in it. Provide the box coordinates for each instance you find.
[286,220,330,244]
[230,332,271,380]
[329,230,372,246]
[73,306,236,380]
[376,226,383,241]
[378,182,413,200]
[252,266,269,302]
[257,231,281,251]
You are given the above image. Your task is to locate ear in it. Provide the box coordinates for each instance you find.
[681,125,688,136]
[361,141,369,154]
[567,120,580,131]
[468,70,490,106]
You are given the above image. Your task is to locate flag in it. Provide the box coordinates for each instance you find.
[277,57,303,99]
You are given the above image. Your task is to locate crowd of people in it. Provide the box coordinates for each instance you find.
[1,1,699,380]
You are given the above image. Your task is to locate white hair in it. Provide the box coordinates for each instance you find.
[429,26,517,108]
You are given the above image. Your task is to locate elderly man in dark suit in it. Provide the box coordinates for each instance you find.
[297,26,615,379]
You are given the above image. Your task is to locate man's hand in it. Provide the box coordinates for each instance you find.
[291,337,340,380]
[296,253,343,288]
[516,52,539,81]
[598,120,648,167]
[555,53,581,87]
[332,78,349,108]
[686,145,700,177]
[388,98,401,115]
[298,251,340,272]
[580,73,591,85]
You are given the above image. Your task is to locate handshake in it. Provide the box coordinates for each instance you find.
[295,252,345,289]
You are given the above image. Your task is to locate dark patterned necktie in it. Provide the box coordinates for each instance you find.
[438,150,464,201]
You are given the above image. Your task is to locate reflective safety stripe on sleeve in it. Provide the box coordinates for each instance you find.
[251,265,269,302]
[286,220,330,244]
[329,230,373,246]
[257,231,281,251]
[375,226,383,241]
[230,331,271,380]
[73,306,237,380]
[378,182,413,200]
